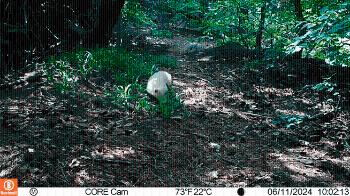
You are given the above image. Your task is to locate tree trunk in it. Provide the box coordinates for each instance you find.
[83,0,126,48]
[237,5,249,45]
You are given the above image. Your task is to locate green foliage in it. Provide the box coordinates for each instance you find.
[171,0,203,14]
[309,76,341,99]
[166,0,204,21]
[44,47,178,117]
[272,115,307,129]
[150,55,177,69]
[107,82,187,118]
[312,81,337,94]
[45,58,77,93]
[136,97,152,112]
[202,0,264,46]
[158,87,186,118]
[202,1,239,42]
[122,1,156,27]
[108,82,144,109]
[182,0,348,67]
[46,47,176,87]
[264,1,298,50]
[123,0,205,31]
[287,2,350,66]
[151,29,174,38]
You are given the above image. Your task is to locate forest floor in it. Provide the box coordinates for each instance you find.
[0,28,350,187]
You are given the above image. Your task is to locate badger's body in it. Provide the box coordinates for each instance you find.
[146,71,172,100]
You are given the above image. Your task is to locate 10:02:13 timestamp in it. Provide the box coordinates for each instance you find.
[318,188,349,196]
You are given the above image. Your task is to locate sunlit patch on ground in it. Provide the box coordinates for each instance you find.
[75,169,92,186]
[316,102,336,113]
[0,146,21,177]
[254,85,294,97]
[178,76,233,115]
[197,56,211,62]
[270,152,330,178]
[269,146,350,186]
[275,109,306,116]
[92,145,136,160]
[294,98,313,106]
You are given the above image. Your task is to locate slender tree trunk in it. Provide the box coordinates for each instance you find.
[201,0,209,12]
[294,0,304,20]
[293,0,304,59]
[237,5,248,46]
[256,0,267,52]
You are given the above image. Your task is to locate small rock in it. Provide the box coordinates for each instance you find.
[209,143,221,152]
[208,170,218,179]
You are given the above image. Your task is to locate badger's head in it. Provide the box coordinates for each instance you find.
[152,84,168,98]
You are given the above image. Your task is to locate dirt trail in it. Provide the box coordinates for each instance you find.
[150,32,350,186]
[0,31,349,187]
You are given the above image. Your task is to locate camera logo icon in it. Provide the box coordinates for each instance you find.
[3,180,15,191]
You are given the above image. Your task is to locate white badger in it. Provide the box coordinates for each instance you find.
[146,71,172,100]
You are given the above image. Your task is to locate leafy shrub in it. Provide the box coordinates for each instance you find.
[158,87,183,118]
[122,1,156,27]
[287,2,350,67]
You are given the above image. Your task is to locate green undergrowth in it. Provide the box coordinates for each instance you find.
[158,86,189,119]
[44,47,185,118]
